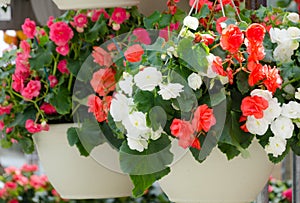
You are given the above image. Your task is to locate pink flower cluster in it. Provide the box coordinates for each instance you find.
[0,164,53,202]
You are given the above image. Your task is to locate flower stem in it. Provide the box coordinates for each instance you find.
[68,73,73,91]
[282,77,300,88]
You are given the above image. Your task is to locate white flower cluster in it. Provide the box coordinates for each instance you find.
[110,67,184,152]
[245,89,300,157]
[270,14,300,62]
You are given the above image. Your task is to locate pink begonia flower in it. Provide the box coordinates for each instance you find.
[57,59,70,74]
[91,9,110,22]
[159,22,180,41]
[13,174,29,186]
[47,16,55,27]
[15,52,30,79]
[25,119,42,133]
[20,40,31,57]
[30,174,48,190]
[21,164,38,172]
[56,43,70,56]
[74,13,88,28]
[21,18,36,39]
[133,28,151,45]
[9,199,19,203]
[21,80,41,100]
[0,120,4,130]
[111,8,130,24]
[0,104,12,115]
[40,102,57,114]
[4,166,19,175]
[282,188,292,202]
[12,73,24,93]
[41,121,49,131]
[0,188,6,198]
[48,75,58,88]
[49,21,74,46]
[4,182,17,190]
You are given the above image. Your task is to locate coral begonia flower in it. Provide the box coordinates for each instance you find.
[241,95,269,119]
[220,24,244,54]
[124,44,144,63]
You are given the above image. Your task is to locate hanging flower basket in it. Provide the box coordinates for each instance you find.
[33,124,133,199]
[52,0,140,9]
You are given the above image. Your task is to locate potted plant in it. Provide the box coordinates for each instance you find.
[0,6,144,198]
[68,0,300,202]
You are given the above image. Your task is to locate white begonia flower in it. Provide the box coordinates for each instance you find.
[110,93,133,122]
[119,72,134,96]
[287,27,300,40]
[271,116,294,139]
[123,111,149,139]
[281,101,300,119]
[295,88,300,100]
[265,136,287,157]
[269,28,289,44]
[251,89,273,101]
[273,43,295,62]
[150,126,164,140]
[134,67,162,91]
[200,53,217,78]
[246,116,269,136]
[183,16,199,30]
[263,98,282,123]
[187,73,202,90]
[287,12,300,23]
[127,137,148,152]
[158,83,184,100]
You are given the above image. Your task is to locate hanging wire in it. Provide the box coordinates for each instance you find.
[219,0,226,17]
[230,0,242,22]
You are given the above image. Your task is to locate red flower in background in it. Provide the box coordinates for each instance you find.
[21,80,41,100]
[246,23,266,43]
[124,44,144,63]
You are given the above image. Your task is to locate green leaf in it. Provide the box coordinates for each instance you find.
[177,38,208,73]
[119,135,173,175]
[194,4,210,19]
[67,127,79,146]
[134,90,154,113]
[85,15,108,43]
[77,119,106,153]
[29,43,54,70]
[19,136,34,154]
[190,134,218,162]
[143,11,161,29]
[75,140,89,157]
[159,14,172,28]
[130,167,170,197]
[49,87,71,115]
[237,71,251,95]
